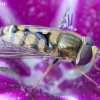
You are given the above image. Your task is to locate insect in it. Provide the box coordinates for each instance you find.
[0,25,100,91]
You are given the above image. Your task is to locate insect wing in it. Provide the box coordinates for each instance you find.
[0,26,54,58]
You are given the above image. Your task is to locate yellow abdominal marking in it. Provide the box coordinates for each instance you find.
[41,29,49,34]
[14,31,24,45]
[38,39,45,52]
[17,26,25,31]
[24,34,36,48]
[29,28,38,33]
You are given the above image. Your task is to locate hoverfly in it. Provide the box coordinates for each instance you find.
[0,24,100,91]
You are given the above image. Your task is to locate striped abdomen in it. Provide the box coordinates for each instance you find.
[0,25,50,52]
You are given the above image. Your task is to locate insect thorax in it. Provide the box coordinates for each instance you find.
[50,32,82,60]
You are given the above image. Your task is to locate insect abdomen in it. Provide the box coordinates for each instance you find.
[1,25,48,52]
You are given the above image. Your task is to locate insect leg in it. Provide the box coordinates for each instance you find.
[28,58,59,91]
[93,62,100,71]
[71,61,100,88]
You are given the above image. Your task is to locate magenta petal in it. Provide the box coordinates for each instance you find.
[0,72,72,100]
[0,58,31,76]
[2,0,62,27]
[75,0,100,46]
[1,0,100,100]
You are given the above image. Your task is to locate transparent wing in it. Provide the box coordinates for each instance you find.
[0,26,58,58]
[0,38,51,58]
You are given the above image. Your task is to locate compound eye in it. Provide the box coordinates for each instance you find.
[76,44,92,65]
[85,36,94,46]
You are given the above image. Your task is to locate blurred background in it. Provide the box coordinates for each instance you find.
[0,0,100,100]
[0,0,67,27]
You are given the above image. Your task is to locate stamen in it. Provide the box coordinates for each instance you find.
[59,12,77,31]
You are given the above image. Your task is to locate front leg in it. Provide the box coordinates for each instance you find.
[71,61,100,88]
